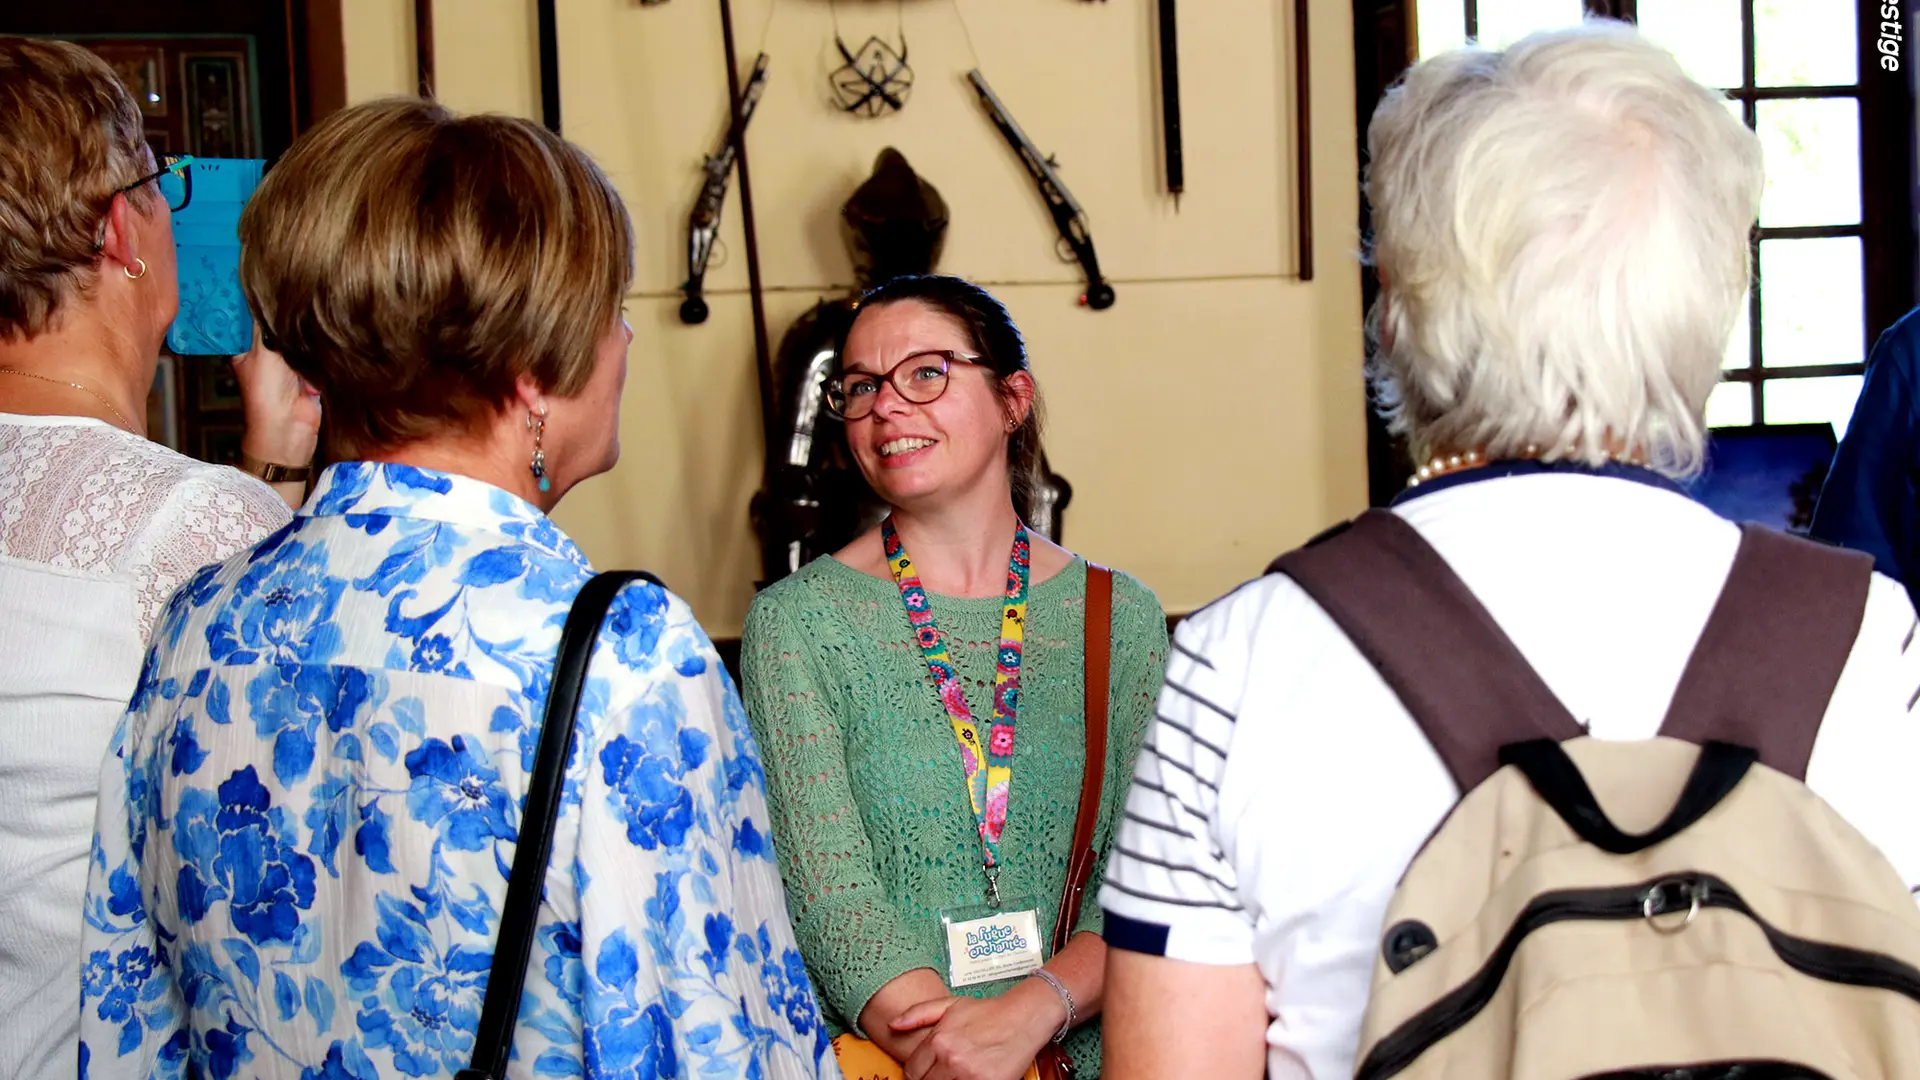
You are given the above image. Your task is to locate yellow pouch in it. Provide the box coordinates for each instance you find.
[829,1034,1061,1080]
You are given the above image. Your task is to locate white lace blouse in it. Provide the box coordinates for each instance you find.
[0,413,290,1080]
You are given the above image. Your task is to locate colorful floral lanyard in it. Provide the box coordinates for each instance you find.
[883,515,1031,905]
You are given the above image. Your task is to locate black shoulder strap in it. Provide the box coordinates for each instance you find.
[1270,510,1584,793]
[1658,525,1871,782]
[460,569,663,1080]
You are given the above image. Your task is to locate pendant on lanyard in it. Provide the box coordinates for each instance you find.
[885,516,1047,986]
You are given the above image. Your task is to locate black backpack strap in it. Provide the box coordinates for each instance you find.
[1657,525,1871,782]
[1270,510,1585,794]
[460,569,663,1080]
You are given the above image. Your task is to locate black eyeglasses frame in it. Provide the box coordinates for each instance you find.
[111,153,195,214]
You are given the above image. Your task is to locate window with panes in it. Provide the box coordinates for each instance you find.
[1408,0,1915,442]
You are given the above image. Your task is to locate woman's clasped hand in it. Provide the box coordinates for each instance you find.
[888,982,1068,1080]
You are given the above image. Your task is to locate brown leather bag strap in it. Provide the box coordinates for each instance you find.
[1270,510,1586,793]
[1657,525,1872,781]
[1052,563,1112,958]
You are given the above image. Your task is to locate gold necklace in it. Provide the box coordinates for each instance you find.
[0,367,137,432]
[1407,444,1647,488]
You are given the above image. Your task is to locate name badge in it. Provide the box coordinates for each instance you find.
[941,905,1044,988]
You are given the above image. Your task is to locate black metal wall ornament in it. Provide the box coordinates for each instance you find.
[828,0,913,116]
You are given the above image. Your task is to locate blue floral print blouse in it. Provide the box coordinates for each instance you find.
[78,462,838,1080]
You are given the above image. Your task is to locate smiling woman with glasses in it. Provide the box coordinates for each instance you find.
[0,39,315,1080]
[824,348,981,419]
[741,273,1169,1080]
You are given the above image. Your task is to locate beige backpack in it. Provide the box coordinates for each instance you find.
[1274,510,1920,1080]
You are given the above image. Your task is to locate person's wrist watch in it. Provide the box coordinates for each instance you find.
[238,450,313,484]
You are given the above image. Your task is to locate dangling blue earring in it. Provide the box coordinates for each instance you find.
[528,408,551,493]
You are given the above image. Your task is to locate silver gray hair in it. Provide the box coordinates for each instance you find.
[1365,19,1761,477]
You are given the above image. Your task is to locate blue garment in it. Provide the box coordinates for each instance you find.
[1812,306,1920,596]
[78,462,839,1080]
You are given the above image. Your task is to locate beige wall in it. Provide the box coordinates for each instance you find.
[341,0,1367,636]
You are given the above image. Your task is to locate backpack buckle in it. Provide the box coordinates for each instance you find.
[1641,877,1704,934]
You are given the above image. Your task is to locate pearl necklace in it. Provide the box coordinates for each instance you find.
[1407,445,1647,488]
[0,367,137,433]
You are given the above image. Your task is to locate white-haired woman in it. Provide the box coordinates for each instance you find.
[1099,21,1920,1080]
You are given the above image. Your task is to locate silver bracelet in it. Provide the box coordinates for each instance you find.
[1028,967,1076,1043]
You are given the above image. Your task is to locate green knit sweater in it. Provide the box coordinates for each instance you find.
[741,554,1167,1074]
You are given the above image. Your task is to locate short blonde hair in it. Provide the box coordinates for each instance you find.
[0,38,153,342]
[1366,20,1762,477]
[240,97,634,458]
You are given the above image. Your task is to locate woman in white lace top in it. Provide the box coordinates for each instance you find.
[0,38,319,1078]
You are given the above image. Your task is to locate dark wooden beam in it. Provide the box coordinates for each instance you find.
[718,0,776,477]
[413,0,435,97]
[537,0,559,131]
[299,0,346,129]
[1294,0,1314,280]
[1354,0,1415,503]
[1156,0,1184,201]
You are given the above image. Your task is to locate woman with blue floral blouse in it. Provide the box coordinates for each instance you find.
[77,98,837,1080]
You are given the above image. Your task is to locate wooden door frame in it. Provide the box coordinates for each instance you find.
[4,0,346,151]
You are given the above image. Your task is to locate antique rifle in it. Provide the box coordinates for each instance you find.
[679,52,771,325]
[965,69,1115,311]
